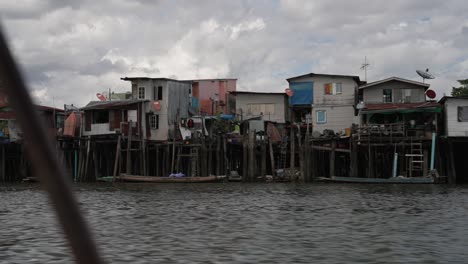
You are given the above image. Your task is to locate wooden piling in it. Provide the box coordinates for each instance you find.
[92,142,99,181]
[350,137,358,178]
[126,121,132,175]
[216,135,221,176]
[113,135,121,179]
[242,134,248,181]
[329,139,336,178]
[261,136,266,178]
[268,137,275,178]
[155,144,160,176]
[297,127,304,181]
[248,130,256,181]
[84,137,91,181]
[290,125,295,178]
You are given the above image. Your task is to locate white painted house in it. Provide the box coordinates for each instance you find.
[230,91,288,123]
[439,96,468,137]
[286,73,362,133]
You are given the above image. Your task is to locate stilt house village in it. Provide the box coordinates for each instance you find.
[1,72,467,184]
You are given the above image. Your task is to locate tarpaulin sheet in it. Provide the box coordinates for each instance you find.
[289,81,313,105]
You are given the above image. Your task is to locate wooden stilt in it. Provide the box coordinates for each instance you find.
[216,135,221,176]
[330,139,336,177]
[92,142,98,181]
[261,136,266,178]
[155,144,159,176]
[448,139,457,184]
[223,137,229,177]
[268,137,275,179]
[350,138,358,178]
[113,135,121,179]
[126,121,132,175]
[290,125,295,178]
[248,130,256,181]
[242,135,248,181]
[84,137,91,181]
[311,139,317,180]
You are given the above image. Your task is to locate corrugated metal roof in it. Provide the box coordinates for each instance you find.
[120,77,191,83]
[186,78,237,82]
[80,100,148,110]
[287,72,361,84]
[361,102,441,113]
[359,77,429,89]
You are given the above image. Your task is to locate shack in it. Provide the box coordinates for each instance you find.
[286,73,362,134]
[354,77,442,179]
[188,78,237,115]
[121,77,191,141]
[438,96,468,183]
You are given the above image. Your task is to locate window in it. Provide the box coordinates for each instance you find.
[157,86,163,100]
[458,106,468,122]
[93,110,109,124]
[138,87,145,99]
[383,89,392,103]
[324,83,342,95]
[150,114,159,129]
[316,110,327,124]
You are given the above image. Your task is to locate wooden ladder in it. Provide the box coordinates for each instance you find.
[406,139,424,177]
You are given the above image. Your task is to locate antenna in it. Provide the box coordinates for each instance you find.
[360,56,370,82]
[416,68,435,83]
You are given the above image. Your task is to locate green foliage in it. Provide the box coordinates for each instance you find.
[451,79,468,97]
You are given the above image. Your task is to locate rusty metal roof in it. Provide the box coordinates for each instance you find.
[81,100,148,110]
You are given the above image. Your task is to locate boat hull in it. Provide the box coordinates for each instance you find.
[114,174,224,183]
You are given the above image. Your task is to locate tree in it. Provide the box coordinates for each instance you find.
[451,79,468,97]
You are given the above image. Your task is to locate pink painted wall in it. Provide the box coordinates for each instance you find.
[192,79,237,115]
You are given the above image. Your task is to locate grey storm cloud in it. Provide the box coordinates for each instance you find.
[1,0,468,107]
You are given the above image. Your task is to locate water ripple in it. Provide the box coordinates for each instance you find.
[1,183,468,263]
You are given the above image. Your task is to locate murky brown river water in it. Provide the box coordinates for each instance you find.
[1,182,468,263]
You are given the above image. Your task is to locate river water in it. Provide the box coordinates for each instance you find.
[1,182,468,263]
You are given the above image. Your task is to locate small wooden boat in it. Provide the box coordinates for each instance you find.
[318,176,434,184]
[113,174,225,183]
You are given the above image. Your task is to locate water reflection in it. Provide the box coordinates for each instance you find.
[1,183,467,263]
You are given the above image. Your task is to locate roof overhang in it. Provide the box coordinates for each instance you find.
[360,102,442,114]
[81,100,148,110]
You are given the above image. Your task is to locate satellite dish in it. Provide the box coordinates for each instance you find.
[152,101,161,111]
[416,68,435,83]
[425,89,436,99]
[96,93,107,101]
[285,88,294,97]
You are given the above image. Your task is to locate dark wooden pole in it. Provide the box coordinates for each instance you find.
[242,135,248,181]
[0,26,103,264]
[330,139,336,178]
[113,135,121,179]
[248,131,256,181]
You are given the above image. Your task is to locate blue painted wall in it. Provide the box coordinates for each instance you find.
[289,81,313,105]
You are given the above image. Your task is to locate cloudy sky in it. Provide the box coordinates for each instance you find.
[1,0,468,107]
